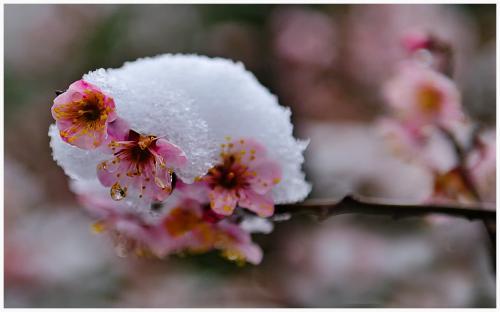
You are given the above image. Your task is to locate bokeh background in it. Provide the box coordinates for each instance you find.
[4,4,496,308]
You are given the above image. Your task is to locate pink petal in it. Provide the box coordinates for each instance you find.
[96,158,124,187]
[52,90,82,109]
[155,139,188,168]
[248,160,282,194]
[176,180,210,204]
[107,117,130,141]
[236,242,263,265]
[209,187,238,215]
[238,190,275,217]
[228,137,268,164]
[69,79,102,94]
[62,127,106,150]
[53,80,99,107]
[114,219,170,257]
[217,221,263,265]
[401,31,430,53]
[138,167,173,201]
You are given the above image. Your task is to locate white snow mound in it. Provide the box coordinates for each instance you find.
[50,54,311,204]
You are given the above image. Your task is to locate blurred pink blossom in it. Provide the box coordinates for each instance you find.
[78,185,263,265]
[402,30,433,54]
[376,118,457,174]
[343,4,478,88]
[383,62,464,129]
[271,7,337,68]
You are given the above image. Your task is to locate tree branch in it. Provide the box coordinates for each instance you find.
[275,195,496,222]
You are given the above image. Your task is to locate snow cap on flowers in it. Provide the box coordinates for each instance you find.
[50,54,310,211]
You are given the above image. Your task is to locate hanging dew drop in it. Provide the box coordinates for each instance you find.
[110,182,127,201]
[154,172,173,190]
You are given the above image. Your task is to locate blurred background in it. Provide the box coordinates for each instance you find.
[4,4,496,308]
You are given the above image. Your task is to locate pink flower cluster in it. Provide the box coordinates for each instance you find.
[51,83,283,264]
[378,32,495,205]
[81,187,263,264]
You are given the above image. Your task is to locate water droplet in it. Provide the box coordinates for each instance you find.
[154,172,173,189]
[110,182,127,201]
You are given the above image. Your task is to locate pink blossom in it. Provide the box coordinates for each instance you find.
[271,7,337,68]
[343,4,478,88]
[383,62,464,129]
[214,220,263,265]
[161,200,263,264]
[402,31,432,54]
[468,131,496,203]
[376,117,457,173]
[201,137,282,217]
[97,118,188,202]
[51,80,117,149]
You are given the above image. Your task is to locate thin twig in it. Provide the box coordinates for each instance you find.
[275,195,496,222]
[438,125,496,272]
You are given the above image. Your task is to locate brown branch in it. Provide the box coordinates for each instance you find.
[438,125,496,272]
[438,125,481,200]
[275,195,496,222]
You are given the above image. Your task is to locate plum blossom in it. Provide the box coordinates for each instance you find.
[161,202,262,264]
[201,137,282,217]
[97,118,187,202]
[376,117,456,173]
[402,31,433,54]
[51,80,116,149]
[343,4,478,88]
[383,62,463,129]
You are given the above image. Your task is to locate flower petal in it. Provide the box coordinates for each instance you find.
[107,117,130,141]
[209,187,238,215]
[238,190,275,217]
[155,139,188,168]
[227,137,268,164]
[176,180,210,204]
[248,159,282,194]
[216,221,263,265]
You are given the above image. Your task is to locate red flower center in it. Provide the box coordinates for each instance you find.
[208,155,250,190]
[112,131,159,172]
